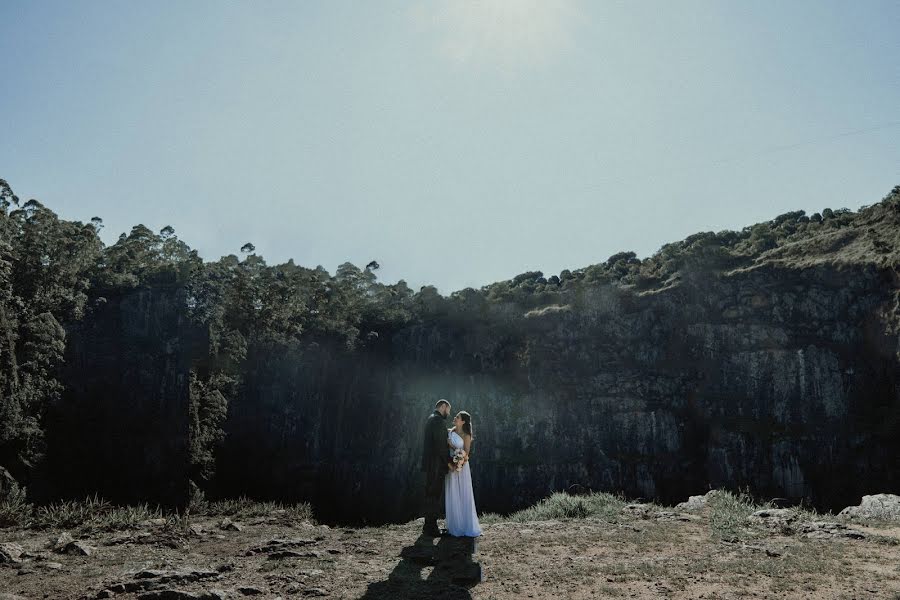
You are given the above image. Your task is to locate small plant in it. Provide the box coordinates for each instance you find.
[0,486,34,528]
[33,494,112,529]
[506,492,627,523]
[197,495,314,523]
[28,494,163,533]
[707,489,765,541]
[163,508,193,534]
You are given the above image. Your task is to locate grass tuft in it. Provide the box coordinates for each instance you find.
[31,494,164,532]
[0,486,34,528]
[1,488,314,532]
[707,489,768,541]
[193,495,314,522]
[504,492,627,523]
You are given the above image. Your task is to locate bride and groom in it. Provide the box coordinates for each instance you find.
[422,399,483,538]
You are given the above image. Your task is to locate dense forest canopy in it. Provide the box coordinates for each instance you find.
[1,177,898,499]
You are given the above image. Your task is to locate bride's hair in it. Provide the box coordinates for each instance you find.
[457,411,474,438]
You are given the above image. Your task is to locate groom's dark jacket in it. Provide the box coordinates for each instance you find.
[422,410,449,491]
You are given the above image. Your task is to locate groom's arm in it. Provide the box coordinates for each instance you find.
[432,421,448,472]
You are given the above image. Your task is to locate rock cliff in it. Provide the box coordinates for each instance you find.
[213,217,900,522]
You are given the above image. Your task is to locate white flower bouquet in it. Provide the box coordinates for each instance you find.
[449,447,467,472]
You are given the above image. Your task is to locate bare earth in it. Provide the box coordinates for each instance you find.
[1,506,899,600]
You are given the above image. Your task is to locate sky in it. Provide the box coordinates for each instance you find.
[1,1,898,293]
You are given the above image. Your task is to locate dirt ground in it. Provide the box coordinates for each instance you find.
[1,506,899,600]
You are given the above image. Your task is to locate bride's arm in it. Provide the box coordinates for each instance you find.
[462,435,473,463]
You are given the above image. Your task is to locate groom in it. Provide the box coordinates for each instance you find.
[422,399,451,536]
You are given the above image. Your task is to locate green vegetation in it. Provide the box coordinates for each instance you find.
[706,489,769,541]
[499,491,628,523]
[0,487,313,532]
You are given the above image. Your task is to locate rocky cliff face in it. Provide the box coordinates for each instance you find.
[38,285,194,506]
[31,198,898,524]
[212,259,899,523]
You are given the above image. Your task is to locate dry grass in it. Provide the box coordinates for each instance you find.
[0,489,314,535]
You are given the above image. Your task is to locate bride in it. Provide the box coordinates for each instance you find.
[444,411,482,537]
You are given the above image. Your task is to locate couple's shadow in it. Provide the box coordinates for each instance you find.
[358,533,481,599]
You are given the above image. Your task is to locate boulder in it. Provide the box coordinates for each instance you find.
[839,494,900,521]
[675,490,721,511]
[0,542,24,563]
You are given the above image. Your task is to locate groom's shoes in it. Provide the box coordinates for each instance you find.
[439,528,451,537]
[422,524,441,537]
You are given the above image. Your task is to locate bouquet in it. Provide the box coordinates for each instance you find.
[449,448,467,473]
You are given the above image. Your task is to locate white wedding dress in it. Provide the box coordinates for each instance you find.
[444,430,482,537]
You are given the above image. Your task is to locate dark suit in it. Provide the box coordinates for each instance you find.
[422,409,449,532]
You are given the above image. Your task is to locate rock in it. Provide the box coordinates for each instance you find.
[751,508,796,519]
[95,591,114,599]
[298,569,324,577]
[219,517,243,532]
[62,541,94,556]
[135,569,170,579]
[245,538,317,556]
[53,532,74,549]
[51,534,94,556]
[622,504,651,517]
[0,594,29,600]
[799,521,867,540]
[236,587,265,596]
[189,524,204,536]
[158,568,220,584]
[839,494,900,520]
[0,542,24,563]
[654,511,699,522]
[138,591,222,600]
[123,568,221,593]
[267,550,308,559]
[749,508,797,528]
[41,562,64,570]
[675,490,721,511]
[301,590,328,597]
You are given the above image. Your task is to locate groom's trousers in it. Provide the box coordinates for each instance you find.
[423,465,445,529]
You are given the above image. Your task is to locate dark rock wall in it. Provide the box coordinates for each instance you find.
[212,263,900,523]
[39,286,193,506]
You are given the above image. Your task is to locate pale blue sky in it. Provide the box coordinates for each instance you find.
[2,1,898,293]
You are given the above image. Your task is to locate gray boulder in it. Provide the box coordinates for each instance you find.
[839,494,900,520]
[675,490,721,511]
